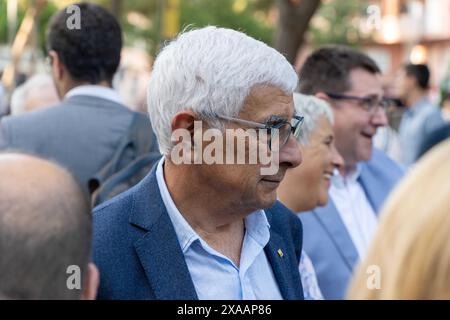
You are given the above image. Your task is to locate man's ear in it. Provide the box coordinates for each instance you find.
[314,92,329,101]
[80,263,99,300]
[48,50,64,81]
[171,110,199,137]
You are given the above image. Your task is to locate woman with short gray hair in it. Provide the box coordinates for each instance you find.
[278,93,344,300]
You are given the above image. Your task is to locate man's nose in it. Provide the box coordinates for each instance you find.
[371,106,388,127]
[331,143,344,169]
[279,135,302,168]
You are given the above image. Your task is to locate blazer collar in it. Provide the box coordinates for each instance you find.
[129,165,198,299]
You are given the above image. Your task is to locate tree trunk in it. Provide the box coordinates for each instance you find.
[274,0,322,64]
[110,0,123,18]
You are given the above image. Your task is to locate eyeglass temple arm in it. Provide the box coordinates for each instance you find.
[218,115,267,129]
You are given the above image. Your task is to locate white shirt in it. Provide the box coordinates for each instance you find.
[329,166,378,258]
[65,85,123,104]
[155,157,283,300]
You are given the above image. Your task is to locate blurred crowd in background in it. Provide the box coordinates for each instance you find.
[2,0,450,165]
[0,0,450,301]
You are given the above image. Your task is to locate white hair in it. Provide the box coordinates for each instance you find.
[147,26,298,155]
[10,74,57,115]
[293,93,334,145]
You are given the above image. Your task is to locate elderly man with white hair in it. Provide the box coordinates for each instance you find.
[278,93,344,299]
[93,26,305,300]
[10,73,60,116]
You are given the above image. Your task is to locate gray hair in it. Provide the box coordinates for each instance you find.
[147,26,298,155]
[293,93,334,145]
[10,73,58,115]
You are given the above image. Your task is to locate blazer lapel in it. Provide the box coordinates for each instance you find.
[129,166,198,300]
[264,210,303,300]
[313,201,359,271]
[358,163,385,215]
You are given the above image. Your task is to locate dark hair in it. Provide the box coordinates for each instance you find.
[405,63,430,90]
[0,155,92,299]
[298,45,381,95]
[46,2,122,84]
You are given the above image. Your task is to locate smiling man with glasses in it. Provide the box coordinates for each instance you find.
[297,46,404,300]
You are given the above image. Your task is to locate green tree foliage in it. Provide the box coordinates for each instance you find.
[309,0,365,47]
[179,0,274,44]
[0,0,58,52]
[0,1,6,43]
[2,0,366,57]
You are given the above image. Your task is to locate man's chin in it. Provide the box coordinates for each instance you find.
[357,148,373,162]
[257,191,278,209]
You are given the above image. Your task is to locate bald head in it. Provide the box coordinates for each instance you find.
[0,153,92,299]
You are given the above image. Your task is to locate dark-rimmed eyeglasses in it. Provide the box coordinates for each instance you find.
[326,92,389,114]
[217,115,304,151]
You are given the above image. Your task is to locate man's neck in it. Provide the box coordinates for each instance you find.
[163,159,249,265]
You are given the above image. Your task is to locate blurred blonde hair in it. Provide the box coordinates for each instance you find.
[347,139,450,299]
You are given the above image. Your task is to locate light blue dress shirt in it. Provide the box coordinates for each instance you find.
[155,158,283,300]
[399,98,445,166]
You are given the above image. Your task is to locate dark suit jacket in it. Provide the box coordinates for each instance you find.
[0,95,157,193]
[93,164,305,300]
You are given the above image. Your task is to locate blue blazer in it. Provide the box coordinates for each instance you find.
[93,163,305,300]
[299,149,404,299]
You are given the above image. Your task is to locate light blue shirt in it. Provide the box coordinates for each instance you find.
[399,98,445,166]
[155,158,283,300]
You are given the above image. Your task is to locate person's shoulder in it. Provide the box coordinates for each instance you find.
[91,183,142,260]
[361,148,404,186]
[369,148,404,172]
[2,102,65,125]
[93,184,137,226]
[0,103,66,140]
[419,100,443,118]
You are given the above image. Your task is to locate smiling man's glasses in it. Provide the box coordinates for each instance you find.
[326,92,389,115]
[217,115,304,151]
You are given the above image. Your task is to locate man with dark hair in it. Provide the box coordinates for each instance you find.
[0,3,157,194]
[298,45,404,299]
[0,153,98,299]
[299,46,381,95]
[45,2,121,94]
[397,63,444,166]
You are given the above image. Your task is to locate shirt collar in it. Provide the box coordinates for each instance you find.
[331,163,362,189]
[155,157,271,253]
[65,85,123,105]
